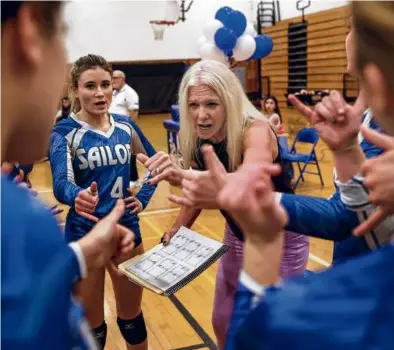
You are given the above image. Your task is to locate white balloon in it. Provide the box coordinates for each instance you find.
[196,36,208,47]
[244,22,257,37]
[199,42,227,64]
[203,19,224,43]
[233,34,256,61]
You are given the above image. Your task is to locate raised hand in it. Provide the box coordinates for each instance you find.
[288,90,367,151]
[168,145,228,209]
[353,127,394,236]
[75,181,99,221]
[137,152,182,186]
[78,199,135,271]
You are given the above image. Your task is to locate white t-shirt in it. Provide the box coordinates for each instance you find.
[109,84,139,116]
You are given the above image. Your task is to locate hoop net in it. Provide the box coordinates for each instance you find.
[150,20,175,40]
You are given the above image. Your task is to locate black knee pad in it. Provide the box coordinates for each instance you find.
[117,313,147,345]
[93,321,107,349]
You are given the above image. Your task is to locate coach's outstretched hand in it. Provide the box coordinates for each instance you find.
[78,199,135,272]
[168,145,228,208]
[137,151,183,187]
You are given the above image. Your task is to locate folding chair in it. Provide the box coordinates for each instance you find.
[162,104,180,154]
[163,119,180,155]
[278,135,294,180]
[171,104,180,122]
[281,128,324,190]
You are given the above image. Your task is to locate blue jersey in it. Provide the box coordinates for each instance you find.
[1,177,94,349]
[226,244,394,350]
[50,113,157,236]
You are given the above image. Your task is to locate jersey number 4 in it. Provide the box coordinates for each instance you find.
[111,177,123,198]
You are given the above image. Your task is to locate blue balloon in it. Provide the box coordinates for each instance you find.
[223,10,247,37]
[215,6,233,24]
[214,27,237,54]
[251,35,273,59]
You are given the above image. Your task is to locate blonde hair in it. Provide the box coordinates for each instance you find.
[178,60,265,171]
[353,1,394,88]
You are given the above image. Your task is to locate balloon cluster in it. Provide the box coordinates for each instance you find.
[198,6,274,65]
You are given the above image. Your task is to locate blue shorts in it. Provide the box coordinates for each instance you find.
[64,214,143,248]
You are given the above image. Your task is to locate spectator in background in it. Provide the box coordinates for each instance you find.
[261,95,284,134]
[110,70,140,186]
[54,96,71,124]
[110,70,139,121]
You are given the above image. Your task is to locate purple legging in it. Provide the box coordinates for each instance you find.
[212,224,309,349]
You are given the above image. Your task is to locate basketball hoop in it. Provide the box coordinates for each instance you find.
[149,20,175,40]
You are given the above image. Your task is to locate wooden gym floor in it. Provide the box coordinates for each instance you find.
[32,114,335,349]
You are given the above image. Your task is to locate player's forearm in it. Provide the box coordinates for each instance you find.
[243,234,283,286]
[50,133,81,207]
[135,181,157,210]
[333,144,366,183]
[54,180,82,207]
[280,192,354,241]
[131,121,156,157]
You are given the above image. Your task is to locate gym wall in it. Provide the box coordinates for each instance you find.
[260,5,358,135]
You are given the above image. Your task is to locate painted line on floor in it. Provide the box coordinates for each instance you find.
[36,189,54,194]
[169,294,217,350]
[308,253,330,267]
[139,207,180,216]
[173,343,208,350]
